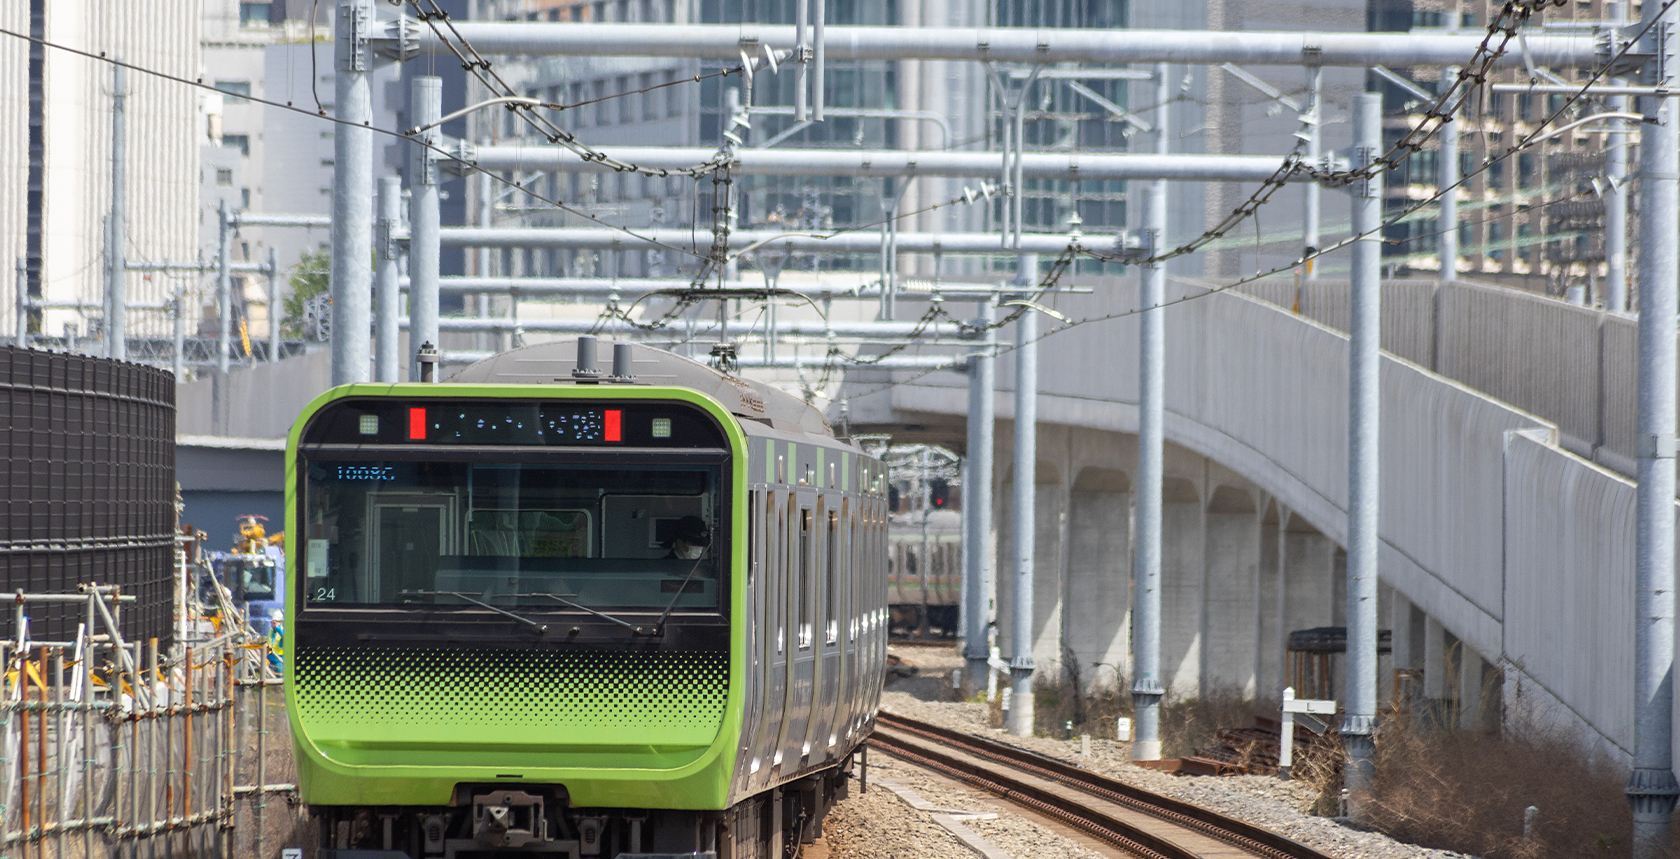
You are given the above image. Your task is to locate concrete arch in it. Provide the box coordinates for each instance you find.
[1207,484,1257,514]
[1067,466,1132,689]
[1072,466,1130,493]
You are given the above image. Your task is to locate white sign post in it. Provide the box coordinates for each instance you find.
[1278,686,1337,779]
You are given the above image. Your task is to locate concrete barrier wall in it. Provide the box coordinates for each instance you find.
[1501,430,1638,758]
[1242,278,1642,475]
[177,347,331,438]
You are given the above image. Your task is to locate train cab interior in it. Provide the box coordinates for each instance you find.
[300,458,727,616]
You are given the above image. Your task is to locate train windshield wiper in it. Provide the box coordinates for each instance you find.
[400,590,550,632]
[522,593,646,634]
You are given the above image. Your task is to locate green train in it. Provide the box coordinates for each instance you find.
[284,338,889,858]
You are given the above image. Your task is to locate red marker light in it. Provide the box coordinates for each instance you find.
[604,409,622,442]
[409,407,427,440]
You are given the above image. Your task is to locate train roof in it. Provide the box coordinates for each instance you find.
[450,339,835,438]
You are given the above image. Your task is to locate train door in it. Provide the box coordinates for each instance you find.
[779,489,817,770]
[759,489,790,774]
[368,496,457,602]
[741,489,767,790]
[814,503,843,758]
[834,499,855,748]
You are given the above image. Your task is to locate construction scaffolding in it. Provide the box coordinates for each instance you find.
[0,586,301,859]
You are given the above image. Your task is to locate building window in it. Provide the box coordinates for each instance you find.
[239,2,271,26]
[216,168,233,186]
[215,81,252,104]
[665,70,682,117]
[594,80,611,125]
[222,134,250,156]
[241,188,251,209]
[617,76,634,123]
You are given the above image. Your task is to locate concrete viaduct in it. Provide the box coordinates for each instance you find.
[180,269,1650,762]
[844,274,1648,762]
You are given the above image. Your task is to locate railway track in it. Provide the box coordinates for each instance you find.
[867,712,1335,859]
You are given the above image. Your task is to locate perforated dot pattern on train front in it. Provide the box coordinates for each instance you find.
[294,646,729,730]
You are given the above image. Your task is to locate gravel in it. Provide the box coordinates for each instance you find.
[817,753,1107,859]
[872,644,1475,859]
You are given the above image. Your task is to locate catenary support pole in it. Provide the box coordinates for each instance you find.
[1301,65,1320,280]
[1628,0,1680,848]
[1605,2,1631,312]
[375,176,402,382]
[963,298,996,693]
[172,289,185,378]
[107,65,127,361]
[410,76,443,381]
[267,247,280,363]
[217,200,232,373]
[1008,254,1038,738]
[1605,99,1629,311]
[330,0,376,386]
[1438,68,1459,280]
[1130,62,1170,763]
[14,258,27,348]
[1343,92,1382,812]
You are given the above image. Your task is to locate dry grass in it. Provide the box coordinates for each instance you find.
[1363,717,1668,859]
[1017,661,1268,760]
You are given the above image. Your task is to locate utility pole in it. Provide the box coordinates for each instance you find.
[1008,253,1038,738]
[962,298,996,692]
[1628,0,1680,849]
[1343,92,1382,812]
[1604,0,1631,312]
[1130,62,1169,762]
[330,0,375,386]
[410,76,442,381]
[14,259,27,348]
[1437,67,1459,281]
[376,176,402,382]
[172,288,185,379]
[217,199,232,374]
[267,247,281,363]
[1301,65,1321,281]
[107,65,127,361]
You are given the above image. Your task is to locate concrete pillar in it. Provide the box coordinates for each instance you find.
[1160,477,1205,698]
[1457,644,1497,732]
[995,458,1064,696]
[1066,467,1132,691]
[1278,514,1336,693]
[1422,615,1448,727]
[1375,582,1395,709]
[1390,589,1421,710]
[1256,503,1283,698]
[1031,469,1066,677]
[1203,486,1260,696]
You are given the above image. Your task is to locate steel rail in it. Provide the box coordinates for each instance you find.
[870,712,1336,859]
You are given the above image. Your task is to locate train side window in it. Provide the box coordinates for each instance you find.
[824,509,839,644]
[798,506,813,649]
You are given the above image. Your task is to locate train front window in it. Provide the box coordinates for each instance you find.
[301,459,724,614]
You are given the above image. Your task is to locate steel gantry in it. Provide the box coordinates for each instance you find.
[323,6,1659,822]
[372,21,1602,68]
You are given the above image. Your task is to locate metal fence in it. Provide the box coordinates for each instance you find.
[1,587,301,859]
